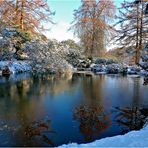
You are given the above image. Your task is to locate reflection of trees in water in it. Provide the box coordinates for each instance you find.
[114,79,148,134]
[80,75,105,106]
[115,107,148,134]
[73,75,111,141]
[0,74,78,113]
[14,117,56,146]
[73,105,111,141]
[0,75,77,146]
[0,73,77,102]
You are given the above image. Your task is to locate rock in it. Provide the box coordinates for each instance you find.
[77,59,91,69]
[106,64,119,74]
[0,61,32,75]
[140,70,148,76]
[143,77,148,85]
[127,65,141,75]
[106,64,127,74]
[91,64,106,73]
[16,51,29,60]
[2,66,12,76]
[91,62,128,74]
[1,28,17,38]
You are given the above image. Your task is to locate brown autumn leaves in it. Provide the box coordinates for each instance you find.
[0,0,54,34]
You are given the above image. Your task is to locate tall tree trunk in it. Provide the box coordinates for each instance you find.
[20,0,24,30]
[135,3,140,64]
[15,0,19,26]
[15,0,19,16]
[91,3,96,59]
[138,1,144,64]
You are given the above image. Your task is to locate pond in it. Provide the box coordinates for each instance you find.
[0,74,148,147]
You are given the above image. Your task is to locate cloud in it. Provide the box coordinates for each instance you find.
[44,21,79,42]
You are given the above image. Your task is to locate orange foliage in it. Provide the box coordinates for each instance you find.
[0,0,54,34]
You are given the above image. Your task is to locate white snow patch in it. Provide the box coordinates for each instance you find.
[59,125,148,147]
[0,61,32,74]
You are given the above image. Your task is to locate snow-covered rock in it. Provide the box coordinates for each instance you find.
[77,59,91,69]
[1,28,17,38]
[127,65,141,75]
[91,64,106,73]
[106,63,128,74]
[90,58,128,74]
[0,61,32,74]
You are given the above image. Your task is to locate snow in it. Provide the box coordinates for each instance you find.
[59,125,148,147]
[0,61,32,74]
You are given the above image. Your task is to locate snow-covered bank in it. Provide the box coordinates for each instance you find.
[59,125,148,147]
[0,61,32,74]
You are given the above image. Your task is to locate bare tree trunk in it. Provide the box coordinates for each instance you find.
[138,1,144,64]
[15,0,19,16]
[91,3,96,59]
[20,0,24,30]
[135,3,140,64]
[15,0,19,26]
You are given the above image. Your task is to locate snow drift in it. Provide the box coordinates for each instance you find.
[59,125,148,147]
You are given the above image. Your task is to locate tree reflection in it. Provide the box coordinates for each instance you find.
[14,118,56,146]
[73,105,111,141]
[73,75,111,141]
[114,79,148,134]
[115,107,148,134]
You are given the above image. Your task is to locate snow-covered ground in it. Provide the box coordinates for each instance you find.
[59,125,148,147]
[0,61,32,74]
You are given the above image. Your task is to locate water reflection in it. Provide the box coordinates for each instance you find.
[73,75,112,141]
[0,74,147,146]
[114,107,148,134]
[114,79,148,134]
[15,117,55,146]
[73,105,111,141]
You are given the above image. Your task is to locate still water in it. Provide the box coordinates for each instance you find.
[0,74,148,146]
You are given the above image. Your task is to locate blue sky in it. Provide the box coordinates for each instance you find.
[45,0,124,41]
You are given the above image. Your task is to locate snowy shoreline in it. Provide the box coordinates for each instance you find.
[59,125,148,147]
[0,61,32,75]
[0,60,148,77]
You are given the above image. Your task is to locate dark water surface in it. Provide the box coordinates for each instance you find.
[0,74,148,146]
